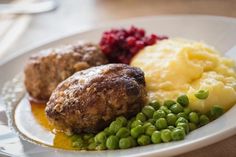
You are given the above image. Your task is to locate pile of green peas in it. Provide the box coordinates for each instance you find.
[70,92,224,150]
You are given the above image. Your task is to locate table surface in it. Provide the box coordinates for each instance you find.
[4,0,236,156]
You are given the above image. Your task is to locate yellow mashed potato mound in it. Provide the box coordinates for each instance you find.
[131,38,236,113]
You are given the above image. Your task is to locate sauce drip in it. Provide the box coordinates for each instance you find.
[30,102,73,149]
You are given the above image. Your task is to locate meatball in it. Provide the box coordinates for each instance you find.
[45,64,146,133]
[24,42,108,101]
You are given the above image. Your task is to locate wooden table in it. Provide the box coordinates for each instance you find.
[5,0,236,156]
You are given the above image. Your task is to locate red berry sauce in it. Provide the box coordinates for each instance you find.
[99,26,168,64]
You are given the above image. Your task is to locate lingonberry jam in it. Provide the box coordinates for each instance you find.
[99,26,168,64]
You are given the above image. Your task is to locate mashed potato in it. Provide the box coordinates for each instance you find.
[131,38,236,113]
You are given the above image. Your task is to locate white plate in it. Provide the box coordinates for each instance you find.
[1,15,236,157]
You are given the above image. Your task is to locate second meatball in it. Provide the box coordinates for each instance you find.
[24,42,108,101]
[45,64,146,133]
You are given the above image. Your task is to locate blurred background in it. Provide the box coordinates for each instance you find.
[0,0,236,58]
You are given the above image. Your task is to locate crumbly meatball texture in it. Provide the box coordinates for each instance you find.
[24,42,108,101]
[45,64,146,133]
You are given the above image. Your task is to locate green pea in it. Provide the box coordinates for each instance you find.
[160,106,171,114]
[153,110,166,120]
[131,120,143,128]
[177,94,189,107]
[142,105,155,118]
[189,123,197,131]
[171,128,185,141]
[161,129,172,142]
[164,100,176,108]
[151,131,161,144]
[72,137,84,148]
[177,112,188,119]
[106,135,119,150]
[116,127,130,138]
[195,89,209,99]
[170,103,184,114]
[109,121,123,134]
[167,126,175,131]
[143,122,153,130]
[184,108,191,115]
[147,118,156,125]
[149,100,161,110]
[96,142,107,150]
[177,122,189,134]
[127,118,135,129]
[175,117,188,126]
[176,126,185,134]
[166,113,177,126]
[127,136,137,147]
[83,134,94,140]
[88,137,95,144]
[210,105,224,119]
[104,127,111,135]
[70,134,82,142]
[137,135,151,146]
[199,115,210,126]
[136,112,147,122]
[116,116,127,126]
[189,112,199,124]
[94,131,107,144]
[145,125,156,136]
[119,137,132,149]
[131,125,144,138]
[88,142,96,150]
[155,118,168,130]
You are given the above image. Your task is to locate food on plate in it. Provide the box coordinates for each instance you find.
[24,42,108,101]
[69,94,221,150]
[131,38,236,113]
[99,26,167,64]
[45,64,146,134]
[21,26,236,151]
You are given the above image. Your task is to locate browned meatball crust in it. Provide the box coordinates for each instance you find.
[45,64,146,133]
[24,42,108,101]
